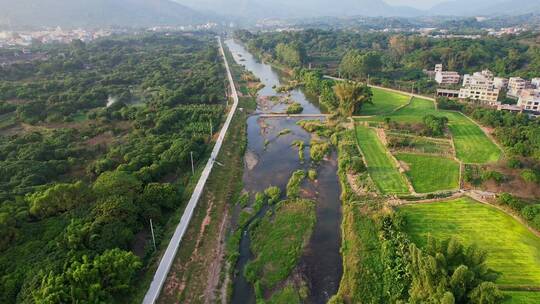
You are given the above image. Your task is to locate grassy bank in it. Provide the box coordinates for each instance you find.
[245,198,316,301]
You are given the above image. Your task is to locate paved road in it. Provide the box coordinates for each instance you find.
[142,36,239,304]
[258,113,330,118]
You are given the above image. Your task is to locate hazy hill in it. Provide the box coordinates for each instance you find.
[0,0,211,28]
[175,0,421,19]
[429,0,540,16]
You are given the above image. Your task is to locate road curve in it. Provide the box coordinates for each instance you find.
[142,36,239,304]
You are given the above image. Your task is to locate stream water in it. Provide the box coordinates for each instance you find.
[226,39,343,304]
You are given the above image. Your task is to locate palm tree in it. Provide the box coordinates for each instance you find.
[333,81,373,117]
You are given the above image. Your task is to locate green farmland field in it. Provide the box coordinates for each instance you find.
[395,153,460,193]
[503,291,540,304]
[448,117,501,164]
[356,96,502,164]
[360,87,410,116]
[355,126,409,194]
[399,197,540,287]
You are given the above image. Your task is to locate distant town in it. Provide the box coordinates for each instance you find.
[0,23,222,48]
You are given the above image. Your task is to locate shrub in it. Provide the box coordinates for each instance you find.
[286,170,306,198]
[497,193,526,212]
[238,192,249,207]
[521,205,540,221]
[350,156,366,173]
[437,97,464,111]
[507,158,522,169]
[521,169,539,184]
[310,140,331,163]
[481,170,505,184]
[264,186,281,205]
[308,169,318,181]
[286,102,303,114]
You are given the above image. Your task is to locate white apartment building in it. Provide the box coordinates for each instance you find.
[532,78,540,89]
[493,77,509,89]
[459,85,500,104]
[463,70,494,87]
[508,77,528,98]
[518,89,540,113]
[458,69,500,103]
[434,64,461,85]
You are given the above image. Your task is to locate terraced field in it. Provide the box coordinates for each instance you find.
[357,96,502,164]
[399,197,540,287]
[395,153,460,193]
[360,87,410,116]
[355,126,409,195]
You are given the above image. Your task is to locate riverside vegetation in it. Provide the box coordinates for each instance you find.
[235,28,540,302]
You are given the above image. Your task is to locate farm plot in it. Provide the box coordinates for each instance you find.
[360,87,410,116]
[502,291,540,304]
[355,126,409,195]
[357,96,501,164]
[447,116,502,164]
[386,132,454,156]
[399,197,540,287]
[395,153,460,193]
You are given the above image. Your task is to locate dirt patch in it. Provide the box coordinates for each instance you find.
[85,131,115,146]
[5,99,29,105]
[464,161,540,199]
[0,123,23,136]
[203,208,230,303]
[399,160,410,171]
[347,173,363,195]
[374,128,388,146]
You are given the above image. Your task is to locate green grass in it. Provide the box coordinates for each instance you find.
[267,285,302,304]
[448,118,501,164]
[245,199,316,292]
[395,153,460,193]
[360,87,410,116]
[399,197,540,287]
[357,96,501,164]
[355,126,409,195]
[71,112,88,122]
[503,291,540,303]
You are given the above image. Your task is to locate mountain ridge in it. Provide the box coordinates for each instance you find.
[0,0,212,28]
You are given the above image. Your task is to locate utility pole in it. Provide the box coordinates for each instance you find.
[367,74,370,86]
[150,219,157,251]
[190,151,195,175]
[209,119,213,138]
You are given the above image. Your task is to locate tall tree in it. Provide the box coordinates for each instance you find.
[333,81,373,117]
[408,237,502,304]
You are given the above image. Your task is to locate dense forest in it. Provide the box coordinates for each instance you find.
[0,33,226,303]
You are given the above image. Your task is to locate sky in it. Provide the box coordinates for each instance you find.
[384,0,447,9]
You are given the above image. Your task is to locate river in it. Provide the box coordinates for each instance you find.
[226,39,343,304]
